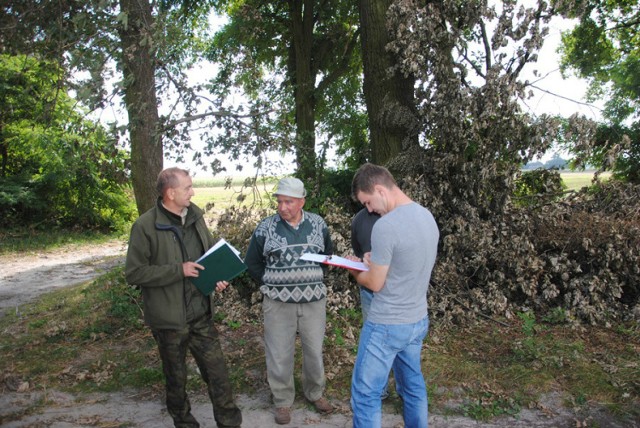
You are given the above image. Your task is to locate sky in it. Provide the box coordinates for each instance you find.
[521,17,602,121]
[161,11,603,176]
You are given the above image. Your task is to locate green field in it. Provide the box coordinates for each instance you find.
[561,171,611,191]
[191,178,277,210]
[191,171,610,209]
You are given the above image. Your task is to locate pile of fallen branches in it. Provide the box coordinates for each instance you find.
[213,179,639,327]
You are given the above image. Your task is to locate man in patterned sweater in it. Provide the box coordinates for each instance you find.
[245,177,334,425]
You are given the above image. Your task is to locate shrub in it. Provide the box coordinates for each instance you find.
[211,178,639,327]
[512,169,566,207]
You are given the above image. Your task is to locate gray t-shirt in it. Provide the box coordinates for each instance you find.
[368,202,439,324]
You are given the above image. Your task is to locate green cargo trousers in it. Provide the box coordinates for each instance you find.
[152,315,242,428]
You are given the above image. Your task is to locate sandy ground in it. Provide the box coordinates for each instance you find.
[0,241,128,318]
[1,387,600,428]
[0,242,636,427]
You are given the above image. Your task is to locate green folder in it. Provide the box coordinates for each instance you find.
[191,238,248,296]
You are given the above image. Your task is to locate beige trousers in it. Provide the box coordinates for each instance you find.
[262,296,327,407]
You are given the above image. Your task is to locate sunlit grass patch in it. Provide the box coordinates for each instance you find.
[561,171,611,192]
[0,228,125,255]
[191,176,278,212]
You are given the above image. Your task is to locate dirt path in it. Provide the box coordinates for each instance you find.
[0,241,632,427]
[0,240,128,318]
[0,388,588,428]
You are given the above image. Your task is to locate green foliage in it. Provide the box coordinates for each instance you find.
[131,367,165,386]
[559,0,640,183]
[0,54,135,231]
[559,0,640,123]
[591,123,639,183]
[512,169,566,207]
[461,392,521,421]
[513,311,544,361]
[304,167,359,215]
[204,0,366,182]
[542,307,568,324]
[80,267,143,332]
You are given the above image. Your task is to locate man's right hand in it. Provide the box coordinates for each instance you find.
[183,261,205,278]
[362,252,371,267]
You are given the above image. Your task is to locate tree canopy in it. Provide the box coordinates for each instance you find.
[205,0,365,186]
[0,54,133,229]
[2,0,633,214]
[558,0,640,182]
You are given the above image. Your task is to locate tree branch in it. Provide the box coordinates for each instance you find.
[161,108,273,133]
[479,21,492,72]
[526,82,603,111]
[316,28,360,94]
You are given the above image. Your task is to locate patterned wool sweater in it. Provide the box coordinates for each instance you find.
[245,211,333,303]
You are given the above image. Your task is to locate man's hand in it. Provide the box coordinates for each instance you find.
[215,281,230,292]
[345,251,387,292]
[183,261,205,278]
[362,252,371,267]
[345,254,364,281]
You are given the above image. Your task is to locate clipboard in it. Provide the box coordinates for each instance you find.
[299,253,368,271]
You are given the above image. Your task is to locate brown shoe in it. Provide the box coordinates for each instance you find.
[311,397,333,414]
[274,407,291,425]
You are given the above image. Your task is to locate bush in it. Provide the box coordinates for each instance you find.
[304,167,360,216]
[212,174,639,327]
[512,169,566,207]
[0,54,135,232]
[421,179,640,326]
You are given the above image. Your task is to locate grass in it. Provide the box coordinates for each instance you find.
[1,274,638,425]
[1,173,637,426]
[561,170,611,192]
[0,228,125,255]
[190,176,278,211]
[422,319,639,423]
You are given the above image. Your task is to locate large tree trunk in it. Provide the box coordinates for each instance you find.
[289,0,317,183]
[119,0,162,215]
[359,0,418,165]
[0,122,6,177]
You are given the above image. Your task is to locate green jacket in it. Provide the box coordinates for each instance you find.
[125,200,215,329]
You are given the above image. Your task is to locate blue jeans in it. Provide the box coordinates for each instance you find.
[360,287,391,397]
[359,287,373,321]
[351,316,429,428]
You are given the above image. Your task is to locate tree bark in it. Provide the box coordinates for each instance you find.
[359,0,418,165]
[289,0,317,183]
[119,0,162,215]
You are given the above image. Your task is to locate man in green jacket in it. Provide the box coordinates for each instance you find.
[125,167,242,428]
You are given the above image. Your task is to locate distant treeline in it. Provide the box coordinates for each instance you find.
[522,158,569,170]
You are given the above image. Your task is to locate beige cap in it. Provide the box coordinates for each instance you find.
[273,177,306,198]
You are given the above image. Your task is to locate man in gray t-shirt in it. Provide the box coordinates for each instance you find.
[347,163,439,428]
